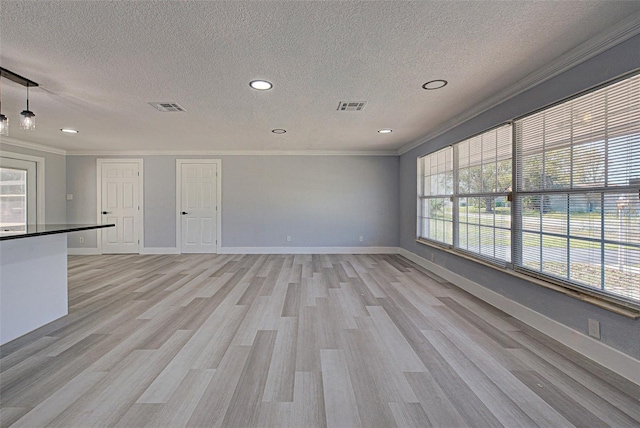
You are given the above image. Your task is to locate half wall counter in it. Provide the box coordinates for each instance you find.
[0,224,114,345]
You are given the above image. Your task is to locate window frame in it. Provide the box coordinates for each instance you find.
[417,124,514,266]
[0,151,45,226]
[416,70,640,313]
[513,71,640,304]
[454,124,513,266]
[417,146,454,247]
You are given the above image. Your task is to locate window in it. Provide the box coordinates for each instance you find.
[417,147,453,245]
[417,72,640,305]
[514,73,640,302]
[0,167,27,231]
[456,125,512,263]
[0,156,37,233]
[417,125,513,264]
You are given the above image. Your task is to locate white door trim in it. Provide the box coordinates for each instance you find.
[176,159,222,254]
[96,158,144,254]
[0,151,45,224]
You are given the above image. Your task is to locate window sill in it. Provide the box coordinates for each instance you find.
[415,238,640,319]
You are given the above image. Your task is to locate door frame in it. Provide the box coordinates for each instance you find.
[0,151,45,224]
[96,158,144,254]
[176,159,222,254]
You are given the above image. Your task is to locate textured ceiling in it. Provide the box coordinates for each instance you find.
[1,1,639,154]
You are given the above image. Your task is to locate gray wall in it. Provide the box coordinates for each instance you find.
[65,154,99,247]
[222,156,399,247]
[399,34,640,359]
[66,154,399,249]
[0,142,67,223]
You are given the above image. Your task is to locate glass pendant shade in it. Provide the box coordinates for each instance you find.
[0,68,39,134]
[19,83,35,131]
[20,110,35,130]
[0,114,8,136]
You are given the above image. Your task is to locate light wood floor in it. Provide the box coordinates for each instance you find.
[1,254,639,428]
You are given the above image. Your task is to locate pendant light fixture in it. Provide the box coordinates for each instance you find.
[0,79,9,135]
[0,114,7,136]
[20,83,35,131]
[0,67,39,133]
[0,80,7,136]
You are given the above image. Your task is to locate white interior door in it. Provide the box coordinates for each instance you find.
[180,162,217,253]
[100,162,141,254]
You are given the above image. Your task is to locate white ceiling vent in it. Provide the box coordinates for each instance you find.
[337,101,366,111]
[148,102,186,112]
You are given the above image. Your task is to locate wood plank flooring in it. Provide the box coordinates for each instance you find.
[1,253,639,427]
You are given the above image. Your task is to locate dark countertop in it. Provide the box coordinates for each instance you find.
[0,224,115,241]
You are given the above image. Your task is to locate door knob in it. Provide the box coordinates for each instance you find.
[101,211,111,215]
[181,212,189,215]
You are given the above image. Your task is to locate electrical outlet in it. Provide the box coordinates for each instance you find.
[359,235,364,242]
[286,235,292,243]
[79,237,84,244]
[588,318,601,339]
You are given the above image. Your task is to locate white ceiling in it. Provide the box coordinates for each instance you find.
[1,1,639,154]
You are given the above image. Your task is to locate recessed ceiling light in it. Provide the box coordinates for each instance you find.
[422,80,448,90]
[250,80,273,90]
[272,129,286,134]
[60,128,79,134]
[378,129,392,134]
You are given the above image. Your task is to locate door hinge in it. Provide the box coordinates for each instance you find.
[138,172,140,176]
[138,205,140,210]
[138,240,140,244]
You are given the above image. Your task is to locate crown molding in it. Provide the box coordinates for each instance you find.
[0,137,67,156]
[0,139,397,157]
[66,149,398,156]
[398,11,640,156]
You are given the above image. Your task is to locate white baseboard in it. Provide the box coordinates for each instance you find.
[67,247,100,255]
[219,246,401,255]
[140,247,180,255]
[69,247,181,255]
[397,248,640,386]
[70,246,399,256]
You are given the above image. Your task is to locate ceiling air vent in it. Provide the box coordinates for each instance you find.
[148,102,186,112]
[337,101,366,111]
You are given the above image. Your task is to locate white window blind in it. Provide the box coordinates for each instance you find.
[515,73,640,302]
[456,124,512,263]
[417,147,453,245]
